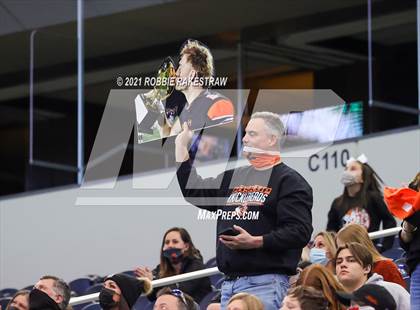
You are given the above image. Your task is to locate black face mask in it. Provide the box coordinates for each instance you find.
[99,288,119,310]
[163,248,183,264]
[29,289,60,310]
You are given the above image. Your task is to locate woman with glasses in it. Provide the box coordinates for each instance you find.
[134,227,212,303]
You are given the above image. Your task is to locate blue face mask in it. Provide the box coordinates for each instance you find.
[309,247,328,265]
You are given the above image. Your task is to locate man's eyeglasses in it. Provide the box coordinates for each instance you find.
[169,289,187,306]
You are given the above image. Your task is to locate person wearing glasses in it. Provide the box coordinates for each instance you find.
[176,112,313,310]
[29,276,71,310]
[154,288,197,310]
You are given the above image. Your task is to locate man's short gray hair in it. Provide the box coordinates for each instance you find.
[40,275,71,310]
[250,111,285,139]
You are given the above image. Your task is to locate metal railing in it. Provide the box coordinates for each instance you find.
[69,226,402,305]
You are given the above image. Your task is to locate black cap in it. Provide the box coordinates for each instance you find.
[104,274,145,308]
[336,284,396,310]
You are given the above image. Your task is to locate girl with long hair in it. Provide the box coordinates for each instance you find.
[134,227,212,303]
[326,157,396,252]
[295,264,346,310]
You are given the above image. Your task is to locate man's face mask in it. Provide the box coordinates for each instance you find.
[29,289,60,310]
[242,146,281,169]
[99,288,119,310]
[163,248,184,264]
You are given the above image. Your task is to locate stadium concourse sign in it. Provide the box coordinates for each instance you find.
[77,89,345,206]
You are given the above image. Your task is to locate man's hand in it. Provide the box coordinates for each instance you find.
[175,122,193,162]
[134,266,153,280]
[219,225,263,250]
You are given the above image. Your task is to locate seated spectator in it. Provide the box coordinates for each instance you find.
[134,227,211,303]
[335,242,410,310]
[154,288,197,310]
[227,293,264,310]
[295,264,346,310]
[30,275,71,310]
[336,283,396,310]
[6,290,29,310]
[309,231,337,272]
[99,273,152,310]
[280,286,328,310]
[336,223,406,288]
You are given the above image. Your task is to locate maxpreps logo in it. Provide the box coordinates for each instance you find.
[196,185,271,221]
[226,185,272,207]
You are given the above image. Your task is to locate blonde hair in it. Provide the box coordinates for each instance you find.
[315,231,337,260]
[336,223,384,262]
[227,293,264,310]
[180,39,214,78]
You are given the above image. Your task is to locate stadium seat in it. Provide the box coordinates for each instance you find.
[0,297,12,309]
[121,270,135,277]
[382,247,405,261]
[73,302,92,310]
[133,296,153,310]
[209,273,224,289]
[81,302,102,310]
[0,288,17,298]
[83,283,103,295]
[382,236,405,260]
[199,291,220,310]
[70,277,93,296]
[204,257,217,268]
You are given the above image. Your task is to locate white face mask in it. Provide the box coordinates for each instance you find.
[242,146,280,156]
[340,171,360,186]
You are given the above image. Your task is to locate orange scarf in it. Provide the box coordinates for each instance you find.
[247,153,281,169]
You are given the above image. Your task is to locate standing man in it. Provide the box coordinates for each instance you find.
[175,111,313,310]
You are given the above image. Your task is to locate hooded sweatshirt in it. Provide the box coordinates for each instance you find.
[365,273,410,310]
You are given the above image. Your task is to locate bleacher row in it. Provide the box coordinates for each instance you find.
[0,236,409,310]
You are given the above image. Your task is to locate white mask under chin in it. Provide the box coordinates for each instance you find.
[242,146,280,156]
